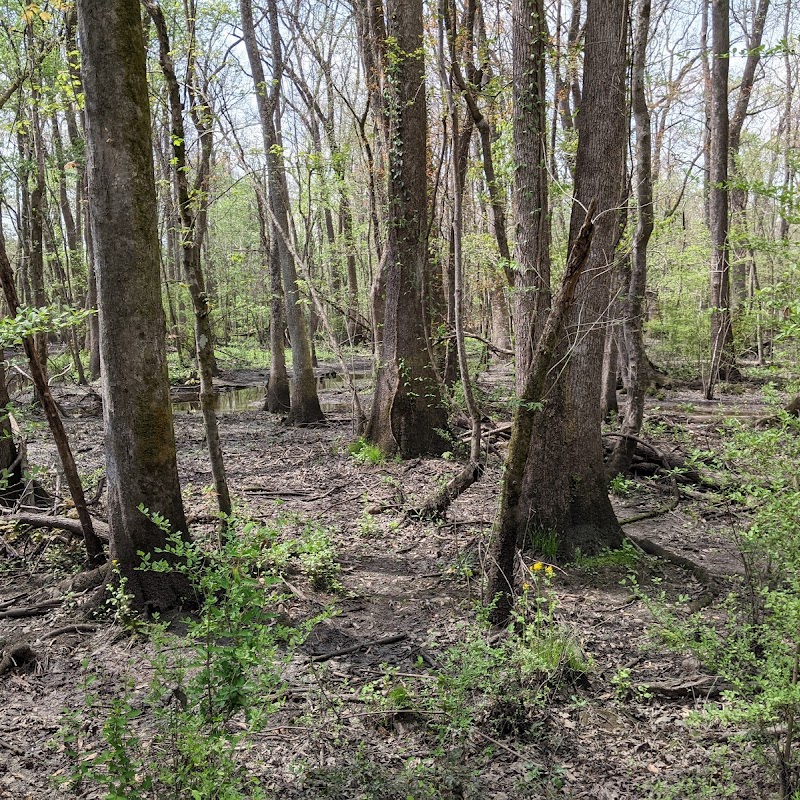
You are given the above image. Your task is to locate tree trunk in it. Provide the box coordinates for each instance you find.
[607,0,654,477]
[144,0,231,515]
[706,0,739,397]
[728,0,770,308]
[239,0,324,425]
[78,0,190,608]
[365,0,448,457]
[496,0,627,579]
[254,179,291,412]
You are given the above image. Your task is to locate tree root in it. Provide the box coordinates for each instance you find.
[624,530,721,612]
[40,623,98,640]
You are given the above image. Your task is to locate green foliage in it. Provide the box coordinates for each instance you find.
[347,436,385,465]
[0,304,92,348]
[642,405,800,796]
[608,474,639,497]
[572,540,641,572]
[57,513,329,799]
[358,564,587,754]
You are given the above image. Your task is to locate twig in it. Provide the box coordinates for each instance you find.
[309,633,408,663]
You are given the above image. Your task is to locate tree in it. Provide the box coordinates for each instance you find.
[607,0,654,477]
[487,0,628,621]
[706,0,737,396]
[144,0,231,516]
[78,0,190,609]
[239,0,324,425]
[364,0,448,457]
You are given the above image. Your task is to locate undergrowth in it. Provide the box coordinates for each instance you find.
[641,403,800,799]
[56,513,333,799]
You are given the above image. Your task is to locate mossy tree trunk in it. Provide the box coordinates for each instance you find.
[365,0,448,458]
[78,0,190,608]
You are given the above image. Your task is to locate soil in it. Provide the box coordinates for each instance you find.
[0,365,783,799]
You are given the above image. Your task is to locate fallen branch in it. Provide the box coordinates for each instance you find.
[434,330,514,358]
[309,633,408,663]
[40,624,98,640]
[407,462,485,521]
[637,675,730,700]
[0,598,63,619]
[0,510,110,541]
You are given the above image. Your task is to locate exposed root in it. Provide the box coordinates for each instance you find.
[624,530,721,612]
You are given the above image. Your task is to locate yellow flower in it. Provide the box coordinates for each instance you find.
[545,566,555,578]
[533,562,544,572]
[522,582,531,591]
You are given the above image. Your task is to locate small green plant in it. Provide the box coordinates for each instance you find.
[524,524,559,559]
[57,513,326,799]
[641,411,800,798]
[347,437,385,465]
[572,540,641,572]
[608,473,639,497]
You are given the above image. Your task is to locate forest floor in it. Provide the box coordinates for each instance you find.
[0,361,786,799]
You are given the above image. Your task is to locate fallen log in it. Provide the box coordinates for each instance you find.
[0,511,110,541]
[309,633,408,663]
[407,462,485,521]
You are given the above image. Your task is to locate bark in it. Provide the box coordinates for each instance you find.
[365,0,448,457]
[439,0,481,463]
[503,0,628,572]
[254,181,291,412]
[78,0,190,608]
[239,0,324,425]
[144,0,231,515]
[778,3,794,241]
[487,202,597,624]
[25,36,48,372]
[607,0,654,477]
[706,0,739,396]
[446,0,512,349]
[510,0,551,393]
[600,322,619,421]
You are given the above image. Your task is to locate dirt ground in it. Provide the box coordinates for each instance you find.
[0,366,782,799]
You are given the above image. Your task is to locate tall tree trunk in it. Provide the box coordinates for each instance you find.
[485,0,552,621]
[728,0,770,307]
[25,24,48,373]
[78,0,190,607]
[365,0,448,457]
[239,0,324,425]
[608,0,654,477]
[254,179,291,412]
[144,0,231,515]
[439,0,481,462]
[494,0,628,596]
[706,0,739,396]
